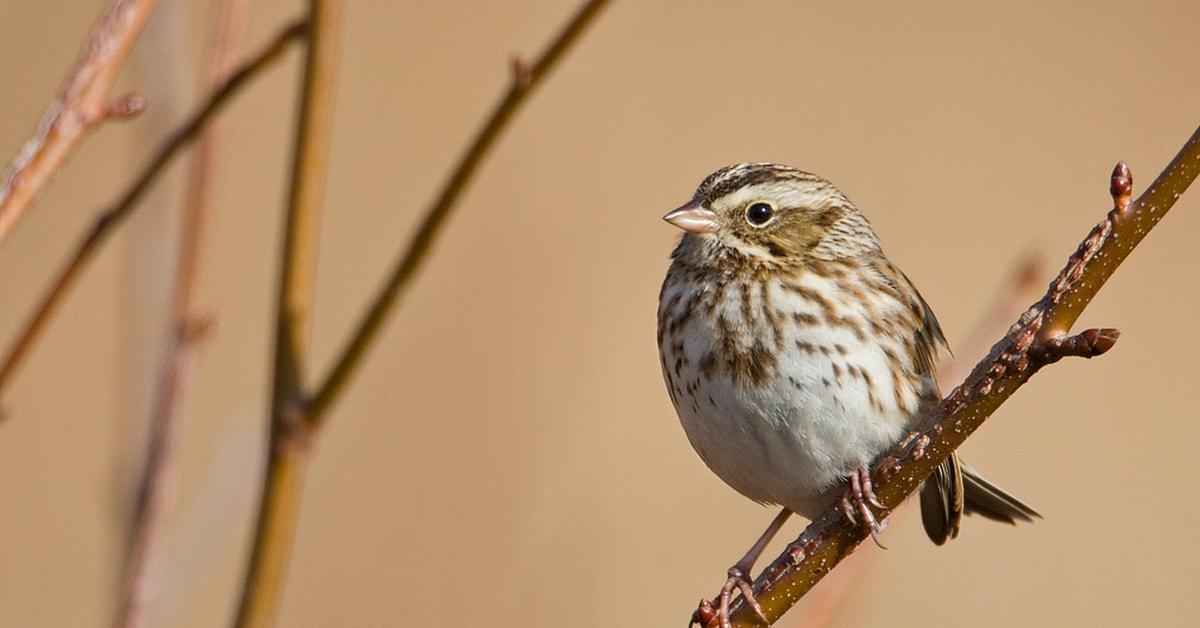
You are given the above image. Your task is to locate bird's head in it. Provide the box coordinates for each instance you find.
[664,163,880,267]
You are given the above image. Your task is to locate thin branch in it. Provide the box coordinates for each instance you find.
[233,0,341,624]
[726,127,1200,626]
[231,3,611,624]
[307,0,613,421]
[0,0,158,244]
[113,1,252,627]
[0,20,309,397]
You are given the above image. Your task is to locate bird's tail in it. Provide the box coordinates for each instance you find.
[919,452,1040,545]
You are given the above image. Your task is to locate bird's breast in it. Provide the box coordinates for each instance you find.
[658,266,932,516]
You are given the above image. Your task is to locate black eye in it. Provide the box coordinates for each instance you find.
[746,202,774,225]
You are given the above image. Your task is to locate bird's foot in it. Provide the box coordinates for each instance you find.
[840,465,888,548]
[690,566,769,628]
[896,430,932,460]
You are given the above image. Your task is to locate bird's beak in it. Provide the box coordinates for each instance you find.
[663,201,720,234]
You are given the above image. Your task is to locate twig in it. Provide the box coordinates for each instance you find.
[0,20,309,397]
[113,1,252,627]
[232,0,341,624]
[0,0,159,244]
[307,0,613,421]
[231,3,611,625]
[726,129,1200,626]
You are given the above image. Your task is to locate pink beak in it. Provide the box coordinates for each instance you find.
[663,201,720,234]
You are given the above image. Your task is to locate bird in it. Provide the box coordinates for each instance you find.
[657,163,1039,627]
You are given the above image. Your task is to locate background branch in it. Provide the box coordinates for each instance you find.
[727,126,1200,626]
[233,0,341,624]
[0,20,307,397]
[307,0,613,420]
[0,0,158,244]
[232,3,611,625]
[113,1,251,626]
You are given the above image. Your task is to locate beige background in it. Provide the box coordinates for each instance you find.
[1,1,1198,626]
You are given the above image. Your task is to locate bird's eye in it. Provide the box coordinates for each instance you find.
[746,202,775,225]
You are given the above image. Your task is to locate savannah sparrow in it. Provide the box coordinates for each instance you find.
[657,163,1038,625]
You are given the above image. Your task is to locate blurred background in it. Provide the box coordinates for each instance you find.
[1,1,1198,626]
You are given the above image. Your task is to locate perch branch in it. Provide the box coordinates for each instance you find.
[307,0,613,421]
[113,1,252,627]
[0,20,309,396]
[723,126,1200,627]
[233,0,341,625]
[0,0,158,244]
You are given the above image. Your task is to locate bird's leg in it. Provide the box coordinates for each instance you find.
[840,466,888,549]
[692,508,791,628]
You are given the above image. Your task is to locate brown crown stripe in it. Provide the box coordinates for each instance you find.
[698,163,823,204]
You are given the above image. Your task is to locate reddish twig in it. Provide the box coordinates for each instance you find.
[724,132,1200,626]
[0,20,309,397]
[112,2,252,627]
[0,0,160,244]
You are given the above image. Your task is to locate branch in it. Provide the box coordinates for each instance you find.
[231,3,610,625]
[0,0,158,244]
[232,0,341,624]
[726,127,1200,626]
[0,20,309,397]
[307,0,613,421]
[113,2,252,626]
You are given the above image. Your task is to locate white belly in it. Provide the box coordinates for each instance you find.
[659,271,922,519]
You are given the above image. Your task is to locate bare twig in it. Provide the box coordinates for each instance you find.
[232,0,341,625]
[307,0,613,420]
[113,2,252,626]
[725,131,1200,626]
[0,20,309,397]
[230,1,614,624]
[0,0,159,244]
[231,3,611,625]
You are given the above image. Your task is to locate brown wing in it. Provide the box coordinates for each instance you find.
[870,258,971,544]
[921,452,965,545]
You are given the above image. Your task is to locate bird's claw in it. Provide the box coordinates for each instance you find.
[691,566,769,628]
[841,466,888,548]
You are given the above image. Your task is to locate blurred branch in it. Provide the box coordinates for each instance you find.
[233,0,341,624]
[307,0,613,420]
[113,1,252,627]
[232,2,611,625]
[0,0,158,244]
[938,252,1046,389]
[0,20,309,397]
[725,127,1200,627]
